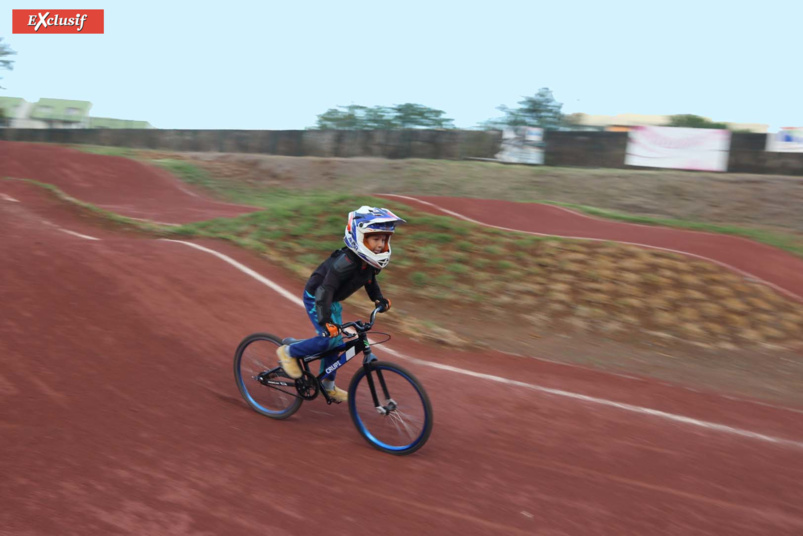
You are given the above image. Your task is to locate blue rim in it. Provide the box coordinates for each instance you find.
[349,365,430,452]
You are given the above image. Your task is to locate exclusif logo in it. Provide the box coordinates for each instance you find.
[12,9,104,34]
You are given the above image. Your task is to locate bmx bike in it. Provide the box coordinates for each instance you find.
[233,307,433,455]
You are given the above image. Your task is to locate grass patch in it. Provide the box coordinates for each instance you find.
[471,257,491,269]
[152,159,229,196]
[68,144,138,158]
[430,233,453,244]
[447,263,469,275]
[409,272,428,287]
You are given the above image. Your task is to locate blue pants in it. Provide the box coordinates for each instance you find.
[287,291,345,380]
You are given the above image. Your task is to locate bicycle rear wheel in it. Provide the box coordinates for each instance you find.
[348,361,433,455]
[234,333,302,419]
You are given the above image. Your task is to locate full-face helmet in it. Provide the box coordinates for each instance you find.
[344,206,406,269]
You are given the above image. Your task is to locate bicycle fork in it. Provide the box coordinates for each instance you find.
[364,365,396,415]
[357,334,397,415]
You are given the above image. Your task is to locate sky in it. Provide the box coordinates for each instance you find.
[1,1,801,131]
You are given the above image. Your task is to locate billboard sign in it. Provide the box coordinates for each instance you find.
[625,126,731,172]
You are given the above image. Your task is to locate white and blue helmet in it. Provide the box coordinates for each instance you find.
[344,206,406,269]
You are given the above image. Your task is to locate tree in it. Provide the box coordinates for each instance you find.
[667,114,728,129]
[480,88,564,130]
[391,103,454,129]
[315,105,368,130]
[314,103,454,130]
[0,38,16,90]
[362,106,396,129]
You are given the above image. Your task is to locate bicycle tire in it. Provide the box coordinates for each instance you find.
[234,332,303,420]
[348,361,433,455]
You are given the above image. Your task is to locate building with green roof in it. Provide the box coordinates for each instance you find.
[0,97,27,126]
[0,97,153,129]
[29,98,92,127]
[89,117,152,129]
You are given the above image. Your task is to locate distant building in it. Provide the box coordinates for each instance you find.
[567,112,768,133]
[0,96,31,127]
[29,98,92,128]
[0,97,152,129]
[88,117,153,129]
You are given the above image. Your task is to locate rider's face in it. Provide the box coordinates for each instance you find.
[365,233,390,254]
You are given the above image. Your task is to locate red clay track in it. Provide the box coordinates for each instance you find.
[0,142,260,224]
[378,194,803,303]
[3,142,803,535]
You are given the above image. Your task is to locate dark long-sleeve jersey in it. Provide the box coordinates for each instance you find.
[304,248,384,325]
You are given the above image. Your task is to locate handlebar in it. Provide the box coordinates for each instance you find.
[339,306,383,337]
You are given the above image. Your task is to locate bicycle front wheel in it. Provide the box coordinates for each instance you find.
[234,333,302,420]
[348,361,433,455]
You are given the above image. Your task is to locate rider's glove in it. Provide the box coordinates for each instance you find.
[375,298,391,313]
[320,322,341,338]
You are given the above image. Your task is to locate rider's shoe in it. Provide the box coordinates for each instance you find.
[325,385,348,403]
[276,345,302,379]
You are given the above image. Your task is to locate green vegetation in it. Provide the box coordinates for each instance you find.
[668,114,728,130]
[153,159,228,194]
[68,145,138,157]
[169,192,498,284]
[0,38,16,90]
[315,103,454,130]
[10,166,803,352]
[481,87,564,130]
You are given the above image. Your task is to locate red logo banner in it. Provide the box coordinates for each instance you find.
[12,9,104,34]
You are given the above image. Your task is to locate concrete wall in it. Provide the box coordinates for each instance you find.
[0,128,502,160]
[544,131,628,168]
[1,127,801,175]
[727,133,803,176]
[545,131,803,175]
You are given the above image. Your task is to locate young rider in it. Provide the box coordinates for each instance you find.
[276,206,405,402]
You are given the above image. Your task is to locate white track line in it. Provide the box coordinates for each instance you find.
[59,229,100,241]
[381,194,803,303]
[380,354,803,449]
[160,239,302,306]
[160,238,803,450]
[174,183,200,198]
[15,183,801,434]
[35,217,100,241]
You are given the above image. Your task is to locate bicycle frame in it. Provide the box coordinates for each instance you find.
[302,331,374,379]
[260,308,392,407]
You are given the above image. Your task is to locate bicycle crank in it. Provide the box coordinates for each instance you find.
[294,371,319,400]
